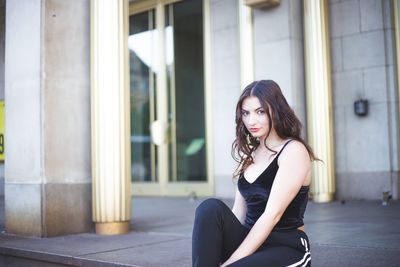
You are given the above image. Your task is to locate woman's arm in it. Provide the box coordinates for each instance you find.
[232,187,247,224]
[221,141,311,266]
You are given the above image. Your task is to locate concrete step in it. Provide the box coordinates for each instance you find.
[0,231,191,267]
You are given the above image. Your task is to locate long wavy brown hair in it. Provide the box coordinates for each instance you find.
[231,80,318,177]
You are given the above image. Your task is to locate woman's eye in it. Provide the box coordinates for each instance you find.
[242,111,248,116]
[257,110,265,114]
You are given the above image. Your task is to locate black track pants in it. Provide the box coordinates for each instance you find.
[192,198,311,267]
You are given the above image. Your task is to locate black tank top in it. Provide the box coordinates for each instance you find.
[238,140,309,230]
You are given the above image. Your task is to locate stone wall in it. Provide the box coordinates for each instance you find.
[329,0,399,200]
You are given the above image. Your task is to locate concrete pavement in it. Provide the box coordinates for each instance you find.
[0,197,399,266]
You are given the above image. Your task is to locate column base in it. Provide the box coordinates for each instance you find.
[312,193,334,203]
[95,221,130,235]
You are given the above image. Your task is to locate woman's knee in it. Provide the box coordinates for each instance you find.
[195,198,227,219]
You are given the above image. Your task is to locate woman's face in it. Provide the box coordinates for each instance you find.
[241,96,270,140]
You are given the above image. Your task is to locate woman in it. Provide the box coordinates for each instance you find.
[192,80,317,267]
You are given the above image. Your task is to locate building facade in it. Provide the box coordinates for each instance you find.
[1,0,399,237]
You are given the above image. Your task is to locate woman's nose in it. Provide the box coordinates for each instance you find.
[247,113,256,125]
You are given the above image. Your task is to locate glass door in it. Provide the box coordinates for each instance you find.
[129,0,212,196]
[129,9,159,195]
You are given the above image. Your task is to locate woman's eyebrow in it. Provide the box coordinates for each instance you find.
[242,106,263,112]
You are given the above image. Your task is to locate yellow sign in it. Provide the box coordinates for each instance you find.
[0,101,4,161]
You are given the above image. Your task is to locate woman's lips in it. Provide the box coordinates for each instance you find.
[249,128,260,132]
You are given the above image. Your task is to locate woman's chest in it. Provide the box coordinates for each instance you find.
[244,156,276,183]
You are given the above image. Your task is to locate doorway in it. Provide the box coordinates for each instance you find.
[128,0,212,196]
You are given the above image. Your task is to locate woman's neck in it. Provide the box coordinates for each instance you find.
[259,132,286,150]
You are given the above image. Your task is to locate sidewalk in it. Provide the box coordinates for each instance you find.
[0,197,399,267]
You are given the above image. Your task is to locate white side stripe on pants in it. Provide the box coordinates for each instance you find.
[286,237,311,267]
[302,237,308,252]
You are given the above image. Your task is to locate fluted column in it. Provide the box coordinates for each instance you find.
[303,0,335,203]
[90,0,131,234]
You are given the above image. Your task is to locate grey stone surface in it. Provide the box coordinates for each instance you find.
[331,37,343,72]
[212,27,240,59]
[0,255,69,267]
[0,191,2,230]
[0,0,4,100]
[360,0,383,32]
[342,30,386,70]
[80,238,191,267]
[363,66,388,103]
[289,38,306,124]
[0,180,2,201]
[0,232,182,260]
[333,107,347,173]
[5,0,42,183]
[44,183,93,236]
[389,102,400,174]
[253,0,290,43]
[210,0,241,199]
[253,0,302,41]
[332,70,363,107]
[0,164,3,198]
[130,197,197,235]
[312,245,400,267]
[386,65,400,174]
[391,171,400,200]
[211,59,239,191]
[288,0,303,40]
[383,0,393,29]
[330,0,360,38]
[384,28,395,66]
[0,197,399,267]
[305,200,400,250]
[210,0,238,31]
[211,102,237,174]
[386,65,397,103]
[4,183,42,236]
[214,174,236,199]
[43,0,91,184]
[346,103,390,172]
[255,40,292,95]
[336,172,392,200]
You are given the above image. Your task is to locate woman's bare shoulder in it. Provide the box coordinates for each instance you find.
[281,139,311,162]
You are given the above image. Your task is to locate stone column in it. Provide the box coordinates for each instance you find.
[5,0,92,237]
[303,0,335,203]
[90,0,131,235]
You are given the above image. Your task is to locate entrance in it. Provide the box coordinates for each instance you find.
[128,0,212,196]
